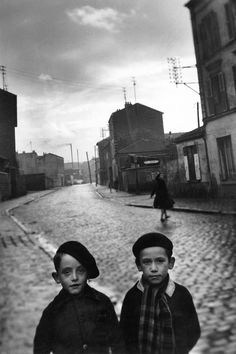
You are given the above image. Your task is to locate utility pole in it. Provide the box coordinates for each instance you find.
[0,65,7,91]
[86,152,92,184]
[197,102,200,128]
[94,146,98,187]
[69,144,74,169]
[77,149,79,170]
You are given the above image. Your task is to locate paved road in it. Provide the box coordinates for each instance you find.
[1,184,236,354]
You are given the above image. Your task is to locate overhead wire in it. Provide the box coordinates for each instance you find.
[6,66,124,92]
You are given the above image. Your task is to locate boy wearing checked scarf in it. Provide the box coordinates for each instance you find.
[120,233,200,354]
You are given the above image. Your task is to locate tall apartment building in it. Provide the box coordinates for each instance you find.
[0,89,18,198]
[186,0,236,196]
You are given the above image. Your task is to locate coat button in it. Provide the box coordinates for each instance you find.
[83,344,88,350]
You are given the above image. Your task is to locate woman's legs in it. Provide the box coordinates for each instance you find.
[161,209,165,222]
[161,209,170,222]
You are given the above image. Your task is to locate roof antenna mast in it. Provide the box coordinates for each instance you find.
[0,65,8,91]
[122,87,127,105]
[132,76,136,103]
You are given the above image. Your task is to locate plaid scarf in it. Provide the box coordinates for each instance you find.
[138,276,175,354]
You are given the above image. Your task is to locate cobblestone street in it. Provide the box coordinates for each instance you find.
[0,184,236,354]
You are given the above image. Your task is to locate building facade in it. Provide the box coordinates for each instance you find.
[174,127,214,197]
[17,151,64,190]
[186,0,236,196]
[108,102,166,190]
[0,89,25,199]
[96,137,112,186]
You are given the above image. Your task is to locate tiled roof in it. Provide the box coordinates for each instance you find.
[174,126,205,143]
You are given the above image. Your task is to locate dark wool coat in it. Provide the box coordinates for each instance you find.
[120,280,201,354]
[151,177,173,210]
[34,285,124,354]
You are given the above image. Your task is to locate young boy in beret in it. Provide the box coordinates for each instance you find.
[120,232,200,354]
[34,241,123,354]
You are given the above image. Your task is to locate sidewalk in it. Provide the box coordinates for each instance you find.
[0,189,57,214]
[95,185,236,216]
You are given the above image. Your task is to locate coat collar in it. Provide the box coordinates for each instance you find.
[54,284,102,307]
[136,276,175,297]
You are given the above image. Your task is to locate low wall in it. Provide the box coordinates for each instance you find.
[0,172,11,200]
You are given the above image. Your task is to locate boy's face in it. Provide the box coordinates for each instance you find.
[137,246,175,286]
[52,254,88,295]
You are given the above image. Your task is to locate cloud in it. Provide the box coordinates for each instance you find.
[38,73,53,81]
[67,6,128,32]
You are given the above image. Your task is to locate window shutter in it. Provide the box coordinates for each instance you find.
[218,72,225,92]
[218,72,228,112]
[184,155,190,181]
[211,11,221,51]
[206,79,215,115]
[232,66,236,93]
[225,2,236,39]
[194,154,201,180]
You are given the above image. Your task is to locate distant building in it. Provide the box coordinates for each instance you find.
[97,102,169,192]
[17,151,64,190]
[185,0,236,196]
[0,89,25,199]
[96,137,112,186]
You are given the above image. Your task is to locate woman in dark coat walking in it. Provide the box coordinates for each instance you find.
[150,173,174,222]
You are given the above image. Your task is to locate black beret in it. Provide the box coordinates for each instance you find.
[55,241,99,279]
[132,232,173,258]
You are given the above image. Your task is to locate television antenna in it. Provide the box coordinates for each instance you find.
[0,65,8,91]
[167,57,199,95]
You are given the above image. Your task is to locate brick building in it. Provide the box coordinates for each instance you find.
[185,0,236,196]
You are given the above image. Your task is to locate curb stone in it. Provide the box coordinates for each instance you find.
[96,188,236,216]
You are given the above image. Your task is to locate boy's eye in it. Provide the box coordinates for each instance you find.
[77,267,86,274]
[62,269,72,275]
[142,260,151,265]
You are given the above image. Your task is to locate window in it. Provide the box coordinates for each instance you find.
[199,11,221,59]
[206,72,228,115]
[225,1,236,40]
[183,145,201,182]
[217,135,235,181]
[233,66,236,93]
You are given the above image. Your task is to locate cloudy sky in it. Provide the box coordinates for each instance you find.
[0,0,200,163]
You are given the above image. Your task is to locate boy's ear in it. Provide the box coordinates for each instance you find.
[52,272,60,284]
[135,258,142,272]
[137,264,142,272]
[168,257,175,270]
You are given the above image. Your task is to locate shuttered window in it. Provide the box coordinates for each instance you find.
[225,1,236,40]
[206,72,228,115]
[233,66,236,93]
[183,145,201,182]
[217,135,235,181]
[199,11,221,59]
